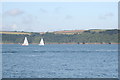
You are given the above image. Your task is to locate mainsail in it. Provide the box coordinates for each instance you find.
[22,37,29,45]
[39,38,44,45]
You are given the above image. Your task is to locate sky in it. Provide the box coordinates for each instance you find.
[1,2,118,32]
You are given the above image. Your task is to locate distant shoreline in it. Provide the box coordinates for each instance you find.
[0,43,119,44]
[2,29,119,45]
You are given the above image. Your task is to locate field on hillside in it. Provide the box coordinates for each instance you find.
[0,29,110,35]
[53,30,85,34]
[0,31,31,35]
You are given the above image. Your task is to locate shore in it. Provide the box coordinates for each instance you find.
[0,42,119,44]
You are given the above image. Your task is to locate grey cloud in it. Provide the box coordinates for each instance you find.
[22,15,39,26]
[5,9,24,16]
[99,13,114,20]
[22,15,35,24]
[21,15,40,31]
[40,8,47,13]
[11,24,18,30]
[55,7,62,13]
[65,15,73,19]
[2,24,18,31]
[105,13,114,17]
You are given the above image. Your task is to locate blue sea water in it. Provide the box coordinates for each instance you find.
[2,44,118,78]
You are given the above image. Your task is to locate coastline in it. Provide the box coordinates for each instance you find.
[0,42,119,44]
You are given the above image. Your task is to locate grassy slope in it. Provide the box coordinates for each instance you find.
[0,31,31,35]
[0,29,109,35]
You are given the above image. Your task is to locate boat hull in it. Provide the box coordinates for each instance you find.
[39,44,44,46]
[22,44,29,46]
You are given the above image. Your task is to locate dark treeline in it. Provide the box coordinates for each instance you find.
[1,29,120,44]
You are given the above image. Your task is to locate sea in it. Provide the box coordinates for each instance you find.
[2,44,118,78]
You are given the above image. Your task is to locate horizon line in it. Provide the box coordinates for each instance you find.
[0,29,119,32]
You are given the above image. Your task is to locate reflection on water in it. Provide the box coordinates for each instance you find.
[2,44,118,78]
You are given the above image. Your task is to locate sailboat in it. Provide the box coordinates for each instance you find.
[22,37,29,46]
[39,38,45,45]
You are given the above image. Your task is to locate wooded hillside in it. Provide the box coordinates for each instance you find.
[1,29,119,44]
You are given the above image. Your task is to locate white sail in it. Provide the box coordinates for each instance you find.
[39,38,44,45]
[22,37,29,46]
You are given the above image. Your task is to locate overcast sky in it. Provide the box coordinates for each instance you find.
[1,2,118,32]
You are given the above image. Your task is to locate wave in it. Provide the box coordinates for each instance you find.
[2,53,14,55]
[2,51,18,53]
[2,50,118,54]
[22,55,41,57]
[32,50,118,53]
